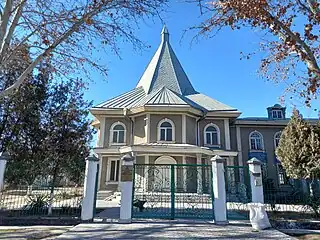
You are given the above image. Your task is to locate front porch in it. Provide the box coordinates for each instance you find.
[94,143,238,194]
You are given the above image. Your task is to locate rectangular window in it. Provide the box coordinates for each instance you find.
[250,139,256,150]
[277,111,282,119]
[167,129,172,141]
[112,131,118,143]
[256,139,262,150]
[272,110,283,119]
[212,133,218,145]
[206,132,211,145]
[118,131,124,143]
[272,111,277,119]
[160,129,166,141]
[109,160,120,182]
[110,160,116,181]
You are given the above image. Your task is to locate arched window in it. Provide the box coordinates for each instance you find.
[110,122,126,145]
[158,118,175,142]
[274,131,281,149]
[249,131,264,151]
[204,123,220,146]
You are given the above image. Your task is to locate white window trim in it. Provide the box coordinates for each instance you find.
[109,121,126,146]
[106,158,120,184]
[157,118,175,142]
[204,123,221,147]
[274,131,281,149]
[272,109,283,119]
[249,130,264,151]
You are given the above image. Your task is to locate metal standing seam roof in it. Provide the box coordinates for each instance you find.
[93,26,237,112]
[95,87,145,109]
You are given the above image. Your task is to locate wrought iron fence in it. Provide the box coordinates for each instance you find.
[0,184,83,218]
[225,166,251,220]
[262,164,320,217]
[132,164,214,220]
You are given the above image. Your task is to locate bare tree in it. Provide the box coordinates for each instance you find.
[0,0,166,98]
[190,0,320,105]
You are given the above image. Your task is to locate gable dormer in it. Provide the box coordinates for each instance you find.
[267,104,286,120]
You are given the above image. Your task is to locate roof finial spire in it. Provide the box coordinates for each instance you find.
[161,24,169,42]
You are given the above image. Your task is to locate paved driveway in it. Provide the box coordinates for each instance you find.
[56,221,295,239]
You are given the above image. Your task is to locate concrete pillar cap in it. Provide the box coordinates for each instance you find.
[211,155,225,163]
[121,152,135,162]
[85,154,99,162]
[247,157,263,165]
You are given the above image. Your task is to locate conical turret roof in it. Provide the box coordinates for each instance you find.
[136,25,197,96]
[94,26,237,113]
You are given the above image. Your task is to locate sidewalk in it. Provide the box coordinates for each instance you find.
[55,221,295,239]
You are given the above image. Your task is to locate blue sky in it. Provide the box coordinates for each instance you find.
[83,1,319,119]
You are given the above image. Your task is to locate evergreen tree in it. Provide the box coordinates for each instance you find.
[276,110,314,179]
[276,110,320,180]
[5,69,48,185]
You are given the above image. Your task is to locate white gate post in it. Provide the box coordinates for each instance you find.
[211,155,228,225]
[0,152,9,191]
[120,152,135,223]
[247,158,264,203]
[81,154,99,221]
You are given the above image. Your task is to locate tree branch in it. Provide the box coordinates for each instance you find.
[0,0,25,62]
[0,2,112,99]
[268,12,320,76]
[0,0,12,45]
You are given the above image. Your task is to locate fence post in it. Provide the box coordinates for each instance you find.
[247,158,264,203]
[81,154,99,221]
[120,152,135,223]
[211,155,228,225]
[0,152,9,191]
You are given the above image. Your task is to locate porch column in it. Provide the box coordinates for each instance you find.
[120,152,135,223]
[248,158,264,203]
[211,155,228,225]
[97,154,102,191]
[197,154,203,194]
[81,154,99,221]
[0,152,9,191]
[145,155,149,191]
[182,155,187,192]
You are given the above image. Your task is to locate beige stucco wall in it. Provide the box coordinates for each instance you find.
[136,156,145,164]
[229,126,237,151]
[199,118,225,149]
[133,115,146,144]
[149,114,182,143]
[103,117,131,147]
[186,116,197,144]
[239,125,284,183]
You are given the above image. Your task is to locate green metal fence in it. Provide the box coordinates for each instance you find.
[0,185,83,218]
[262,164,320,215]
[225,165,251,220]
[132,164,214,220]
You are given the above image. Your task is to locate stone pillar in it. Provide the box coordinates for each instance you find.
[0,152,9,191]
[120,152,135,223]
[211,155,228,225]
[81,154,99,221]
[197,154,203,194]
[247,158,264,203]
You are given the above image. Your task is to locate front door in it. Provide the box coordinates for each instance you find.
[154,156,176,192]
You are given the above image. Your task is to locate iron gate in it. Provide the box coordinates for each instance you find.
[225,166,251,220]
[132,164,214,220]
